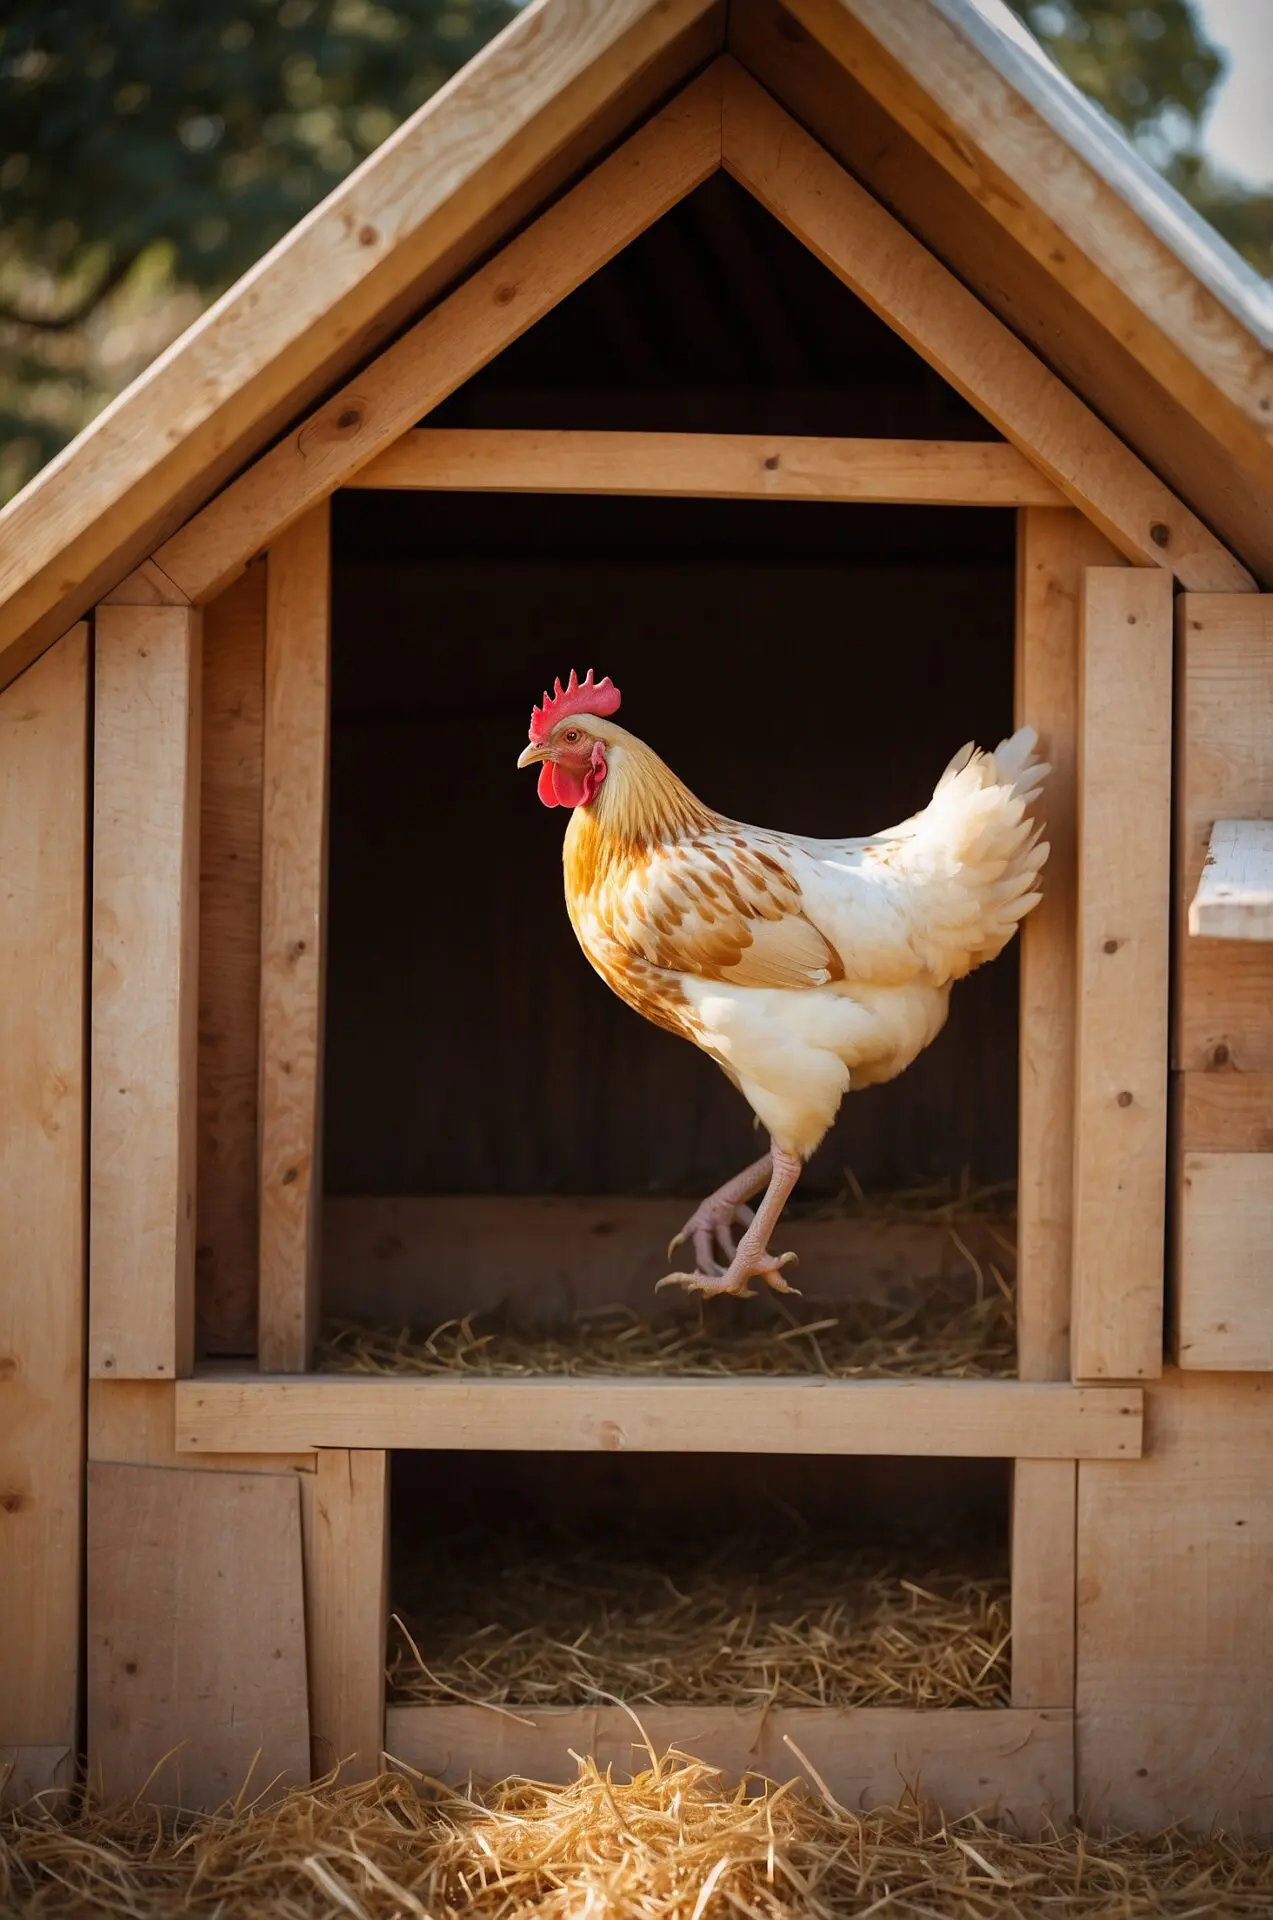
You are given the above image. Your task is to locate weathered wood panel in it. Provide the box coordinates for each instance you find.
[1071,569,1172,1380]
[91,604,201,1379]
[1177,1154,1273,1371]
[0,629,88,1769]
[197,564,265,1356]
[87,1461,310,1808]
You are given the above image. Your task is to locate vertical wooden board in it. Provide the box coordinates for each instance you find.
[88,1461,310,1809]
[1071,568,1172,1381]
[1,1746,74,1809]
[0,629,87,1758]
[1010,1460,1075,1710]
[1177,1153,1273,1370]
[1077,1372,1273,1833]
[1175,596,1273,1075]
[92,603,201,1379]
[1014,509,1123,1380]
[1177,1069,1273,1153]
[197,564,265,1357]
[259,506,330,1372]
[300,1451,388,1780]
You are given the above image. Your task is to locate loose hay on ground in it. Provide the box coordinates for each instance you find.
[6,1755,1273,1919]
[388,1533,1012,1711]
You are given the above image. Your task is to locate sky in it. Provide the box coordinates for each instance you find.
[1193,0,1273,187]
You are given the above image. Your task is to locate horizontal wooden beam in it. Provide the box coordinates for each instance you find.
[176,1374,1142,1458]
[385,1703,1073,1827]
[348,428,1067,506]
[721,61,1253,592]
[1189,820,1273,942]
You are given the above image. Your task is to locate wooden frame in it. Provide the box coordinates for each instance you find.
[175,1376,1142,1458]
[91,603,202,1380]
[1188,821,1273,941]
[351,428,1068,505]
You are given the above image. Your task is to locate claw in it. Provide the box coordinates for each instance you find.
[657,1270,757,1300]
[666,1228,687,1262]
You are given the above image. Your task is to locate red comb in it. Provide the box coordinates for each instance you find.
[529,670,621,744]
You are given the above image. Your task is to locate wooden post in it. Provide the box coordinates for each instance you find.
[259,505,331,1371]
[0,628,88,1794]
[197,564,266,1356]
[1014,508,1124,1381]
[301,1451,389,1780]
[91,604,201,1379]
[1071,568,1172,1380]
[1010,1460,1076,1713]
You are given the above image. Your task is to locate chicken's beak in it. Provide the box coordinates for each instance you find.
[517,743,550,769]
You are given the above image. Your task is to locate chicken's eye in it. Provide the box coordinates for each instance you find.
[563,728,581,744]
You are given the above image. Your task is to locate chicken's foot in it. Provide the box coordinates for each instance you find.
[658,1145,803,1299]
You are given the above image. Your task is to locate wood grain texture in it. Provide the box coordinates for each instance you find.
[0,629,88,1761]
[1188,820,1273,942]
[1077,1371,1273,1834]
[386,1704,1073,1827]
[259,510,330,1373]
[1071,568,1172,1381]
[719,61,1251,593]
[89,1378,315,1475]
[323,1194,1015,1326]
[727,0,1273,592]
[91,604,202,1379]
[197,565,265,1356]
[1175,596,1273,1073]
[351,428,1067,504]
[1177,1070,1273,1154]
[87,1461,310,1808]
[1177,1154,1273,1371]
[1010,1460,1075,1711]
[0,1747,74,1809]
[1013,509,1123,1381]
[0,0,723,678]
[176,1375,1142,1458]
[156,71,724,605]
[300,1452,388,1781]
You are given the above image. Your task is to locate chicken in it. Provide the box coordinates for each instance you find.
[517,670,1048,1300]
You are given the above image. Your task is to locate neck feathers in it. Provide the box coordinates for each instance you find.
[565,725,714,888]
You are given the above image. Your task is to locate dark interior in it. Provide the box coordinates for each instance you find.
[323,176,1019,1208]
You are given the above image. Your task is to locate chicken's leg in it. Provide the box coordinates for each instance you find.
[658,1144,802,1300]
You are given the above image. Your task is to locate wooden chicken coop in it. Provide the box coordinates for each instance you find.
[3,0,1273,1837]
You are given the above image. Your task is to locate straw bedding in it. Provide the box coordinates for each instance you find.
[6,1755,1273,1918]
[388,1529,1011,1711]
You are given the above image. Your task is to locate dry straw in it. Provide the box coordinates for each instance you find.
[6,1753,1273,1918]
[389,1535,1011,1712]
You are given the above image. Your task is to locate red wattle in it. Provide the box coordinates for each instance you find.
[537,762,560,807]
[551,763,589,807]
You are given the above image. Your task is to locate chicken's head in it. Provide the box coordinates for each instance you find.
[517,670,622,809]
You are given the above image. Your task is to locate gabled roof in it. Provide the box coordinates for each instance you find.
[1,0,1270,686]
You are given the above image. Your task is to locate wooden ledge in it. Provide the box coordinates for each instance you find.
[384,1703,1074,1826]
[175,1373,1143,1458]
[1188,820,1273,942]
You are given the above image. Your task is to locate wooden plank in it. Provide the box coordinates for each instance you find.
[258,510,330,1373]
[1188,820,1273,942]
[0,629,88,1767]
[1071,568,1172,1381]
[300,1452,388,1781]
[719,61,1252,594]
[1077,1371,1273,1834]
[1177,1071,1273,1154]
[1010,1461,1075,1710]
[323,1193,1014,1326]
[87,1460,310,1808]
[0,1747,74,1809]
[89,1378,315,1475]
[197,564,265,1356]
[1176,597,1273,1074]
[0,0,723,681]
[176,1375,1142,1458]
[1013,509,1123,1380]
[100,559,191,607]
[350,428,1067,505]
[1177,1154,1273,1371]
[91,604,201,1379]
[155,71,724,606]
[386,1704,1072,1827]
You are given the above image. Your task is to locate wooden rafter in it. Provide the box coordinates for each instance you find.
[155,70,724,607]
[348,428,1068,505]
[720,61,1253,593]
